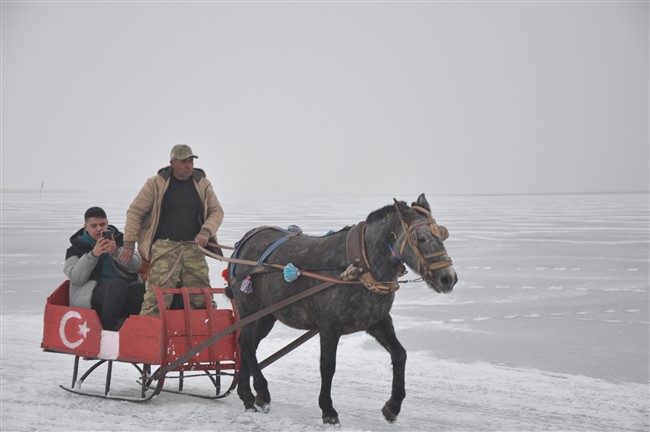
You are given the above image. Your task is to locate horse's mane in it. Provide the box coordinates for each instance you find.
[366,202,403,224]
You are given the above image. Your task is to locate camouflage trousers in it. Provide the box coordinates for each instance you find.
[140,239,211,315]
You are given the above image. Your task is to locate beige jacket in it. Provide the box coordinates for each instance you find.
[123,166,224,260]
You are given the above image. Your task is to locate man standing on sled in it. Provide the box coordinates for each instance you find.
[119,144,224,315]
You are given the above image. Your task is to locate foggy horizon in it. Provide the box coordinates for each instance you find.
[1,186,648,197]
[2,1,648,197]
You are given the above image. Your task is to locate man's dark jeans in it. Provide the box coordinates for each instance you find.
[91,279,145,330]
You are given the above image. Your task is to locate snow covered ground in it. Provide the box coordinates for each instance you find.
[1,190,648,431]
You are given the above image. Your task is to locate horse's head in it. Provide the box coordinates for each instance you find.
[393,194,458,294]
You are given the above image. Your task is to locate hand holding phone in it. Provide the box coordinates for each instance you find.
[92,230,115,257]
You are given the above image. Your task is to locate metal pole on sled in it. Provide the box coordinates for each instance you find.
[259,329,319,370]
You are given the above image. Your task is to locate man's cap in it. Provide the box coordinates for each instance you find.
[170,144,198,161]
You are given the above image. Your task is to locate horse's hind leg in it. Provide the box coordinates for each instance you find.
[237,315,276,412]
[237,326,257,411]
[366,315,407,423]
[319,327,342,425]
[250,315,276,411]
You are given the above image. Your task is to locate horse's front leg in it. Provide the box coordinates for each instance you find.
[319,327,341,425]
[366,315,407,423]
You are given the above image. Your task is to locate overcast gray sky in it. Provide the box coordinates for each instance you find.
[2,1,648,198]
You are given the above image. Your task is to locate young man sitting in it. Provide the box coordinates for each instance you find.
[64,207,145,331]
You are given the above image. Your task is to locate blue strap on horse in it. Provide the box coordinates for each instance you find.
[228,225,303,284]
[256,234,293,266]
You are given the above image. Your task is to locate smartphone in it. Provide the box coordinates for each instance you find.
[101,230,113,240]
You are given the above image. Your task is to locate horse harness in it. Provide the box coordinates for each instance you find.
[214,204,452,296]
[343,222,400,294]
[396,205,453,277]
[342,205,452,295]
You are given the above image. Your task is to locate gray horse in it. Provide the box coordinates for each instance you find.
[225,194,457,425]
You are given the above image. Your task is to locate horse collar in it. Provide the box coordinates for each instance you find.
[345,222,399,295]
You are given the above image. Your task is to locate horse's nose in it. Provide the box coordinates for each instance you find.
[440,271,457,293]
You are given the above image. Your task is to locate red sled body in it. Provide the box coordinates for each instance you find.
[41,280,240,401]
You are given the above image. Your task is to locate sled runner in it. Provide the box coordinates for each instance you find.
[41,280,240,401]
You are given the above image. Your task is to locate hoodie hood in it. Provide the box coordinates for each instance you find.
[69,225,125,249]
[157,166,206,182]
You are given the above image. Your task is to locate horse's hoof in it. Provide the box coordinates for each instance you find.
[254,395,271,413]
[322,416,341,426]
[254,402,270,414]
[382,403,398,423]
[244,401,259,413]
[255,402,271,414]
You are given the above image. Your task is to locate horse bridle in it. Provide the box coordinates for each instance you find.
[396,204,453,276]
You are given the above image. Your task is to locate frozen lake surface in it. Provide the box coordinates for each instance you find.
[1,190,648,431]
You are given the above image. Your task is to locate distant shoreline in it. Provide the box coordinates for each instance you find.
[0,188,138,194]
[1,188,648,197]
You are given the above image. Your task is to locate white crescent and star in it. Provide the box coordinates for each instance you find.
[59,311,90,349]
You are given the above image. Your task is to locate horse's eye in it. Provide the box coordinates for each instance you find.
[417,236,426,243]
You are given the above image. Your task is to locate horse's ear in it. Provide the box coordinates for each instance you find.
[412,193,431,212]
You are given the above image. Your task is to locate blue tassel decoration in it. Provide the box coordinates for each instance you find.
[323,229,336,237]
[283,263,301,283]
[241,276,253,294]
